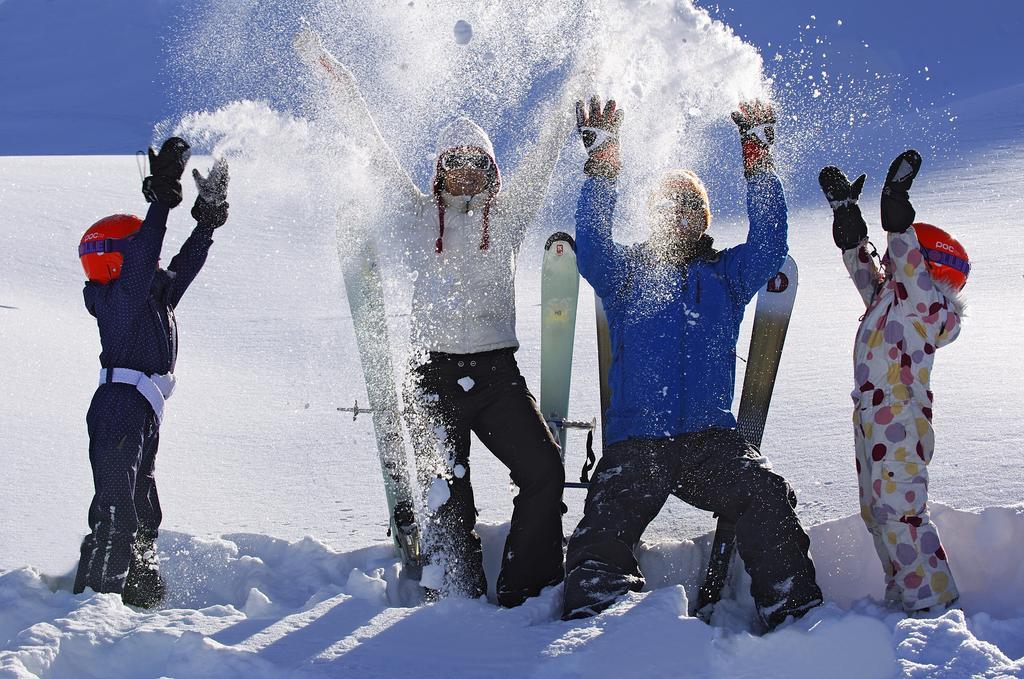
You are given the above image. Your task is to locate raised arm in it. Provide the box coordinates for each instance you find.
[879,150,962,345]
[165,159,230,307]
[293,27,424,212]
[884,228,961,345]
[722,100,788,304]
[819,164,881,307]
[115,138,191,311]
[114,203,170,311]
[165,225,214,308]
[573,96,628,298]
[722,172,789,304]
[842,242,884,308]
[499,63,588,245]
[575,177,629,298]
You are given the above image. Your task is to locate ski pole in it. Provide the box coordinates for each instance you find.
[338,400,415,421]
[546,417,597,431]
[336,400,405,420]
[336,400,371,420]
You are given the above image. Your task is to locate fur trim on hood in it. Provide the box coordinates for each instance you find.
[934,278,967,317]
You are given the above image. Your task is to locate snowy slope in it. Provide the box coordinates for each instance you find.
[1,100,1023,676]
[2,84,1021,575]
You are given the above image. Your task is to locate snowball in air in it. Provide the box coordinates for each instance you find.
[454,19,473,45]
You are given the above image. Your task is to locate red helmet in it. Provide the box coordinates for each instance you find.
[913,222,970,291]
[79,214,142,283]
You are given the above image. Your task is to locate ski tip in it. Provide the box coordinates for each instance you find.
[545,232,576,252]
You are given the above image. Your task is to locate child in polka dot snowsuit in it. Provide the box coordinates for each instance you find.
[820,151,965,614]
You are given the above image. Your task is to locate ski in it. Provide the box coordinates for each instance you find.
[540,231,581,454]
[540,232,598,489]
[342,238,423,579]
[696,254,799,617]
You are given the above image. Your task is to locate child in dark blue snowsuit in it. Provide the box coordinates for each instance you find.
[73,138,230,606]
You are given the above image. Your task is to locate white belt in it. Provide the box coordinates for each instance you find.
[99,368,176,423]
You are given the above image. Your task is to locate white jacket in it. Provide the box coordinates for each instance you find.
[402,118,534,354]
[298,33,579,355]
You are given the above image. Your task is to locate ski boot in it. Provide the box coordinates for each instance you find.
[121,533,166,608]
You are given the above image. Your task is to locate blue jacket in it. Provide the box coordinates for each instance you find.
[84,203,214,376]
[576,173,789,445]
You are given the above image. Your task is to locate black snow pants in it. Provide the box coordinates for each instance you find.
[406,348,565,607]
[73,383,162,595]
[562,428,821,629]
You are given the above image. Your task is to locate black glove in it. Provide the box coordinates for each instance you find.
[575,95,622,179]
[819,166,867,250]
[880,149,921,233]
[142,137,191,208]
[731,99,776,179]
[191,159,230,228]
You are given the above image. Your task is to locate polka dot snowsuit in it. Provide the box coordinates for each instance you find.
[843,227,962,611]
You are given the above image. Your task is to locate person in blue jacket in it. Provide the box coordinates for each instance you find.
[72,137,230,607]
[562,97,822,630]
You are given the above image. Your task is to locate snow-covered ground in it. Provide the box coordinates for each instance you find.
[2,507,1023,677]
[2,0,1024,676]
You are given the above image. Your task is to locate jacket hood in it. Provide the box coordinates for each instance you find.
[432,116,502,195]
[431,117,501,253]
[879,247,967,319]
[436,117,496,161]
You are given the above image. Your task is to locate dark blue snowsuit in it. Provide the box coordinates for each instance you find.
[73,203,215,595]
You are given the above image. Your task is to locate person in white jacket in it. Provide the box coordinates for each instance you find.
[295,29,578,606]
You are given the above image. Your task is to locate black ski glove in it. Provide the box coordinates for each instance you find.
[819,166,867,250]
[142,137,191,208]
[191,159,230,228]
[732,99,776,179]
[880,149,922,233]
[576,95,622,179]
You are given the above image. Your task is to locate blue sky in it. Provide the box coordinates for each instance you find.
[702,1,1023,99]
[0,0,1020,155]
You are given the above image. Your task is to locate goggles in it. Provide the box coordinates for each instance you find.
[78,235,134,257]
[441,152,492,172]
[920,246,971,276]
[651,191,705,212]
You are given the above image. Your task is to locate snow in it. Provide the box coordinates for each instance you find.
[426,478,451,512]
[2,0,1024,676]
[2,507,1023,677]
